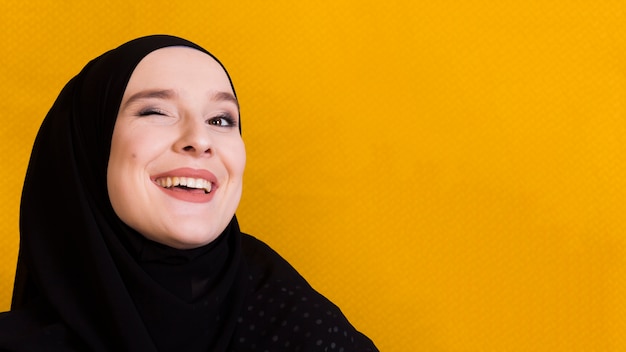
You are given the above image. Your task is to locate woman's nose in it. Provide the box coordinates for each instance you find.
[173,118,213,156]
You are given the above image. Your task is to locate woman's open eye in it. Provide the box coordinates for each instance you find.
[207,113,237,127]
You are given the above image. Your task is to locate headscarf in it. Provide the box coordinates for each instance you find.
[1,35,378,352]
[10,35,247,351]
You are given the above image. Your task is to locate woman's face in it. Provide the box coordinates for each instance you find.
[107,47,246,249]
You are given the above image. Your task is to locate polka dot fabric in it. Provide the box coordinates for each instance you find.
[232,234,378,351]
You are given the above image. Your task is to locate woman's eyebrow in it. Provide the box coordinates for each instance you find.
[122,89,177,109]
[211,91,239,110]
[121,89,239,110]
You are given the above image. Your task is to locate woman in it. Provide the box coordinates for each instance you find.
[0,35,377,351]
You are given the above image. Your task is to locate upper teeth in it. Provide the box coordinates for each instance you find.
[156,176,212,193]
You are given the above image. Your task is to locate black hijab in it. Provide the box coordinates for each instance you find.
[0,35,378,351]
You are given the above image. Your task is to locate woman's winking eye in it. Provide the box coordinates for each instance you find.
[138,107,168,116]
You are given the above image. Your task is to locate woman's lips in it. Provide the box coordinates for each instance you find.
[151,168,218,203]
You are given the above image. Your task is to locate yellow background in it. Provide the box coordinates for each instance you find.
[1,1,625,351]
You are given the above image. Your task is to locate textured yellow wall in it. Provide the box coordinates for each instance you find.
[2,1,625,351]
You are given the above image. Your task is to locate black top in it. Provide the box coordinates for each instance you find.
[0,35,377,351]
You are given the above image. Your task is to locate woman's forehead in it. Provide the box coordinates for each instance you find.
[123,46,234,97]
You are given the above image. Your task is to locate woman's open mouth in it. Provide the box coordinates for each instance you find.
[155,176,213,194]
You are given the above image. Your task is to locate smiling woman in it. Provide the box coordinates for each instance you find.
[108,47,246,249]
[0,35,377,351]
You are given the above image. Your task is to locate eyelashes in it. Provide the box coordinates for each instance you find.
[136,108,238,128]
[138,108,168,116]
[207,113,237,127]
